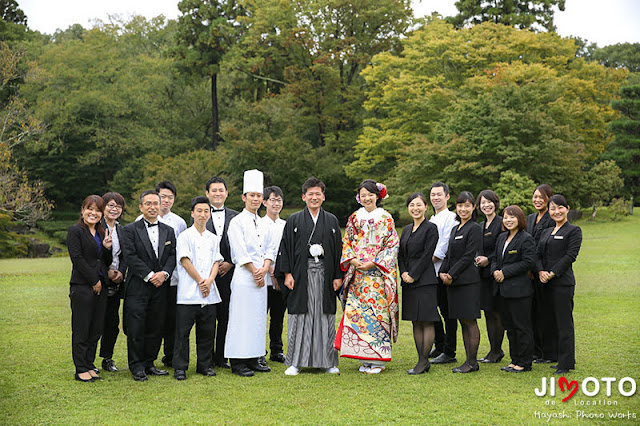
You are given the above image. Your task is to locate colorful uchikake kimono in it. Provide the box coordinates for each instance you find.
[335,207,399,362]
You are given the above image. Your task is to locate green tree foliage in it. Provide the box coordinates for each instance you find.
[579,160,623,219]
[16,17,210,207]
[592,43,640,73]
[351,19,625,209]
[493,171,537,214]
[448,0,565,31]
[174,0,246,149]
[604,84,640,199]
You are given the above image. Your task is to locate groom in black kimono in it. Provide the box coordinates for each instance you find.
[276,177,343,376]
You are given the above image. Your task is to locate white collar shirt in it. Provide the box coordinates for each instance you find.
[106,222,121,271]
[259,215,286,286]
[137,211,187,286]
[176,226,223,305]
[429,208,459,274]
[210,206,226,235]
[228,209,278,268]
[144,219,160,257]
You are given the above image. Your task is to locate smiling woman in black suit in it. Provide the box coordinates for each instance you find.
[399,193,440,375]
[439,191,482,373]
[492,205,536,373]
[536,195,582,375]
[475,189,505,364]
[67,195,113,382]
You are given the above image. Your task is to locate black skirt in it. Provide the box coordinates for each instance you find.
[402,284,440,322]
[447,282,481,320]
[479,276,501,311]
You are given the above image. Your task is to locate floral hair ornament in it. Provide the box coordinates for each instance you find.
[376,182,389,199]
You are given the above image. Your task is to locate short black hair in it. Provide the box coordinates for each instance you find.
[191,196,211,211]
[156,180,177,196]
[302,177,325,194]
[476,189,500,213]
[430,181,450,195]
[406,192,428,207]
[102,192,125,208]
[358,179,382,207]
[206,176,228,192]
[454,191,478,222]
[264,186,284,200]
[549,194,569,209]
[139,190,160,204]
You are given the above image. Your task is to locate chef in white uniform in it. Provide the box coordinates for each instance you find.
[224,169,279,377]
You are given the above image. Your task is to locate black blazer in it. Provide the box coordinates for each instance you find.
[536,223,582,287]
[478,216,504,279]
[67,223,112,286]
[491,230,536,298]
[120,219,176,294]
[398,220,439,287]
[526,211,554,244]
[440,220,481,285]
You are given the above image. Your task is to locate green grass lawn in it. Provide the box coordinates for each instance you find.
[1,215,639,424]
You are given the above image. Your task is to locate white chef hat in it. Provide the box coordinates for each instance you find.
[243,169,264,194]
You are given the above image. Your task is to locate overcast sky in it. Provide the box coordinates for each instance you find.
[18,0,640,47]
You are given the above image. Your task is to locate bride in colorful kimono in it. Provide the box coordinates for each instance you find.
[336,179,399,374]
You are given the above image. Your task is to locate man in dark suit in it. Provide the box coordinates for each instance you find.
[121,190,177,382]
[204,177,239,369]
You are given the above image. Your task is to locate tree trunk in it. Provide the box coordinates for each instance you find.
[591,204,597,219]
[211,73,219,150]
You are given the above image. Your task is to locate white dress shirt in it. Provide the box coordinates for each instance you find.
[176,226,224,305]
[429,208,459,274]
[259,215,286,287]
[210,206,226,236]
[137,211,187,286]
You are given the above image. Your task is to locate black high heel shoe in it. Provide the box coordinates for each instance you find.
[74,373,94,383]
[479,351,504,363]
[407,361,431,375]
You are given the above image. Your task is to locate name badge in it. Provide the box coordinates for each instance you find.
[554,235,564,240]
[455,235,464,240]
[484,232,492,236]
[165,241,172,246]
[294,227,298,233]
[508,249,518,254]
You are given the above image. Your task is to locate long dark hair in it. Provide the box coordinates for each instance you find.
[454,191,478,222]
[77,195,106,237]
[358,179,382,207]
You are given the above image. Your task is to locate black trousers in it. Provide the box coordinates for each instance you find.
[99,293,121,359]
[433,281,458,357]
[213,274,232,364]
[502,295,534,368]
[549,285,575,370]
[162,285,178,363]
[230,357,258,372]
[173,304,217,372]
[533,281,558,360]
[124,282,167,374]
[70,283,107,374]
[267,286,286,354]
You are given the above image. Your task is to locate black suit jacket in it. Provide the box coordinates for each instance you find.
[478,216,504,279]
[536,223,582,287]
[201,206,239,264]
[398,221,439,287]
[120,219,176,295]
[526,211,554,244]
[440,220,481,285]
[491,230,536,298]
[67,223,112,286]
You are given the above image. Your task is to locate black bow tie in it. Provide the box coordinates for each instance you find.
[145,220,158,228]
[211,208,224,213]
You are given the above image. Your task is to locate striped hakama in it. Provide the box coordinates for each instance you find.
[285,260,339,368]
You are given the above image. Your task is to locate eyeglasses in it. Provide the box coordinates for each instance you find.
[267,198,283,204]
[143,201,160,207]
[106,203,123,210]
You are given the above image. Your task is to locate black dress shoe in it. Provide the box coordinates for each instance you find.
[431,353,457,364]
[145,366,169,376]
[452,363,479,373]
[553,368,570,375]
[550,365,558,369]
[174,370,187,381]
[215,361,231,369]
[407,362,430,375]
[197,367,217,377]
[133,371,148,382]
[248,360,271,373]
[507,365,532,373]
[428,349,442,359]
[102,358,119,372]
[93,367,100,374]
[74,373,94,383]
[232,367,255,377]
[479,351,504,363]
[257,356,268,368]
[161,356,173,368]
[90,373,103,380]
[269,353,286,363]
[534,358,555,364]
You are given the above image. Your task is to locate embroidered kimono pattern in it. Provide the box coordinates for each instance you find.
[336,208,399,361]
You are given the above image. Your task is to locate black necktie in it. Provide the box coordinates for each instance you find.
[145,220,158,228]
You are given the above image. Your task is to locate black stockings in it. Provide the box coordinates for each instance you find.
[484,310,504,360]
[412,321,434,373]
[460,319,480,368]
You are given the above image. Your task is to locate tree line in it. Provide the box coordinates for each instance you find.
[0,0,638,237]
